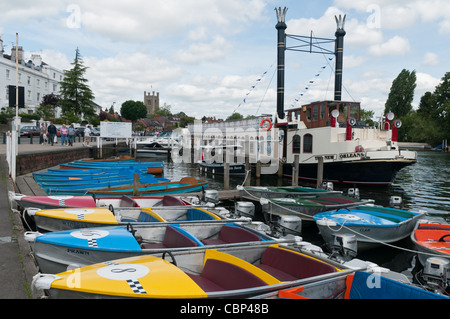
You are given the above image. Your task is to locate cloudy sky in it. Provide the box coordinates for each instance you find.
[1,0,448,120]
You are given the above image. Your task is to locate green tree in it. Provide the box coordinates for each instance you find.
[35,93,59,119]
[431,72,450,139]
[226,112,244,121]
[59,48,95,118]
[359,108,375,126]
[120,100,147,128]
[384,69,416,118]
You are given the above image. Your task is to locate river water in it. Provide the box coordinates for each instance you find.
[158,150,450,276]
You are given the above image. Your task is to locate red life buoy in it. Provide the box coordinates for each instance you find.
[260,118,272,131]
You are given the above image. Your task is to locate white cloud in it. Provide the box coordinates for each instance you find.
[422,52,439,66]
[368,36,410,56]
[174,36,233,64]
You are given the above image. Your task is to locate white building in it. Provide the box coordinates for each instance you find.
[0,36,64,115]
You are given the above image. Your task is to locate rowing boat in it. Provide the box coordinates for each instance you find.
[238,185,341,200]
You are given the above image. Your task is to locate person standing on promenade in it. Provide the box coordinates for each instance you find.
[39,123,46,144]
[60,124,68,146]
[68,124,75,146]
[83,125,92,147]
[47,122,57,146]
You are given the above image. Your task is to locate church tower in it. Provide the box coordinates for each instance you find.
[144,91,160,116]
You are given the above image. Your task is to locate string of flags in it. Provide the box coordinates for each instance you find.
[291,57,334,108]
[233,64,274,114]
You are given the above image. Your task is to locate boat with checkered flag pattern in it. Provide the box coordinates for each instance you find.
[32,243,350,299]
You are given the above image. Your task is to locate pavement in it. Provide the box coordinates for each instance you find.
[0,139,111,299]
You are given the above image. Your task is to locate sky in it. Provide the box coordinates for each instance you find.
[0,0,449,120]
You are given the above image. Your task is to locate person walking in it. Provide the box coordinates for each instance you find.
[68,124,75,146]
[60,124,68,146]
[47,122,57,146]
[83,125,92,147]
[39,123,46,144]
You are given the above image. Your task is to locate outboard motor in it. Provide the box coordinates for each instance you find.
[330,234,357,262]
[389,196,403,209]
[322,182,334,191]
[274,216,302,237]
[422,257,450,294]
[347,188,360,199]
[234,201,255,219]
[203,190,219,205]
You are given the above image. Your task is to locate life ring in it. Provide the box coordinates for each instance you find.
[260,118,272,131]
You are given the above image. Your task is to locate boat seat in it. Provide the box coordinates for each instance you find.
[119,196,140,207]
[187,258,268,292]
[415,229,450,242]
[201,225,262,245]
[256,246,337,281]
[141,226,200,249]
[186,208,217,221]
[162,195,185,206]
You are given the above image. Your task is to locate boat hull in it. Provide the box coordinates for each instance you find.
[411,221,450,266]
[315,206,426,250]
[199,162,246,175]
[282,158,415,186]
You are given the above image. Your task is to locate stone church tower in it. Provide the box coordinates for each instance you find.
[144,91,159,116]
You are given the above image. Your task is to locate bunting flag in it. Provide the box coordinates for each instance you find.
[291,57,334,108]
[232,64,274,114]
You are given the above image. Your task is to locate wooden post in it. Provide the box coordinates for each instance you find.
[133,173,140,196]
[224,162,230,190]
[292,155,299,186]
[245,139,251,186]
[316,156,324,189]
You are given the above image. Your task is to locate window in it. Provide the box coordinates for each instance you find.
[306,108,311,122]
[6,70,10,79]
[303,134,313,153]
[320,103,326,119]
[292,135,301,154]
[313,105,318,121]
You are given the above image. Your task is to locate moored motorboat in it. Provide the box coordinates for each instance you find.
[27,206,227,233]
[25,220,283,273]
[260,195,374,222]
[10,193,190,210]
[32,243,348,299]
[238,185,342,200]
[314,206,426,251]
[86,177,208,197]
[411,220,450,266]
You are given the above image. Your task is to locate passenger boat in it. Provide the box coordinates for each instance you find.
[198,161,246,175]
[27,206,226,233]
[10,193,190,210]
[260,195,374,222]
[32,243,348,299]
[274,270,448,299]
[238,185,341,200]
[86,177,207,197]
[25,220,282,274]
[314,206,426,250]
[411,220,450,266]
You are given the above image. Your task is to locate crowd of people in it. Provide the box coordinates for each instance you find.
[39,123,94,147]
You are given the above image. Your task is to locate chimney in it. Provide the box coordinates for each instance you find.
[334,15,346,101]
[11,46,24,63]
[275,7,288,120]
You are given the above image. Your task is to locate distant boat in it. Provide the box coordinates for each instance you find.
[86,177,207,197]
[411,220,450,266]
[32,243,347,299]
[25,220,281,274]
[27,205,225,233]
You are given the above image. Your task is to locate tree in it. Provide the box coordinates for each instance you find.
[359,108,375,126]
[431,72,450,138]
[384,69,416,117]
[226,112,244,121]
[35,93,59,120]
[120,100,147,128]
[59,48,95,118]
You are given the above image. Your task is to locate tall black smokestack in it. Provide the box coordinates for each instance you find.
[275,7,287,119]
[334,14,346,101]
